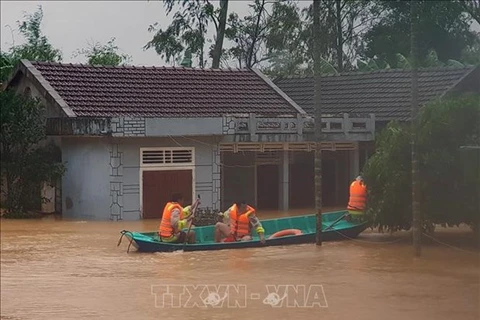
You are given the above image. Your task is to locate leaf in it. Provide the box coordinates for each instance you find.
[395,53,411,69]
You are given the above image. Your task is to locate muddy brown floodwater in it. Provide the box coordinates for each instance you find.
[1,209,479,320]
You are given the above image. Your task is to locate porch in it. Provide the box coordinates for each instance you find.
[219,141,375,212]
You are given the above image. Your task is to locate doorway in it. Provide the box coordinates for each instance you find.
[142,169,193,219]
[256,164,279,210]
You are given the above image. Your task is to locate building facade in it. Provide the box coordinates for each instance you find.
[6,61,475,220]
[3,60,375,220]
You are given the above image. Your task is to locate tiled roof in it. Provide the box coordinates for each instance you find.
[274,66,479,121]
[28,61,303,118]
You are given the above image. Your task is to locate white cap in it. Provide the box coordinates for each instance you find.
[356,175,363,181]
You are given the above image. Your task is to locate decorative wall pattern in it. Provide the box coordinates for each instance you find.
[222,116,236,135]
[212,144,221,210]
[111,117,146,137]
[109,182,123,221]
[109,144,124,220]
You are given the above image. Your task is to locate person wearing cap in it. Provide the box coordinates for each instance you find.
[214,200,266,244]
[347,175,367,219]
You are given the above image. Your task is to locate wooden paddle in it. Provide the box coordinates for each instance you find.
[183,194,201,250]
[323,213,350,232]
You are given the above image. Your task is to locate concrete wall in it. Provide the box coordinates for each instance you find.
[61,138,112,220]
[111,117,225,138]
[13,73,64,117]
[145,118,224,136]
[60,136,220,220]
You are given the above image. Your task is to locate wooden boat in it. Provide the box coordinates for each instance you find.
[118,210,368,253]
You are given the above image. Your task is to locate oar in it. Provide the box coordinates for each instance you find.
[183,194,201,250]
[323,213,350,232]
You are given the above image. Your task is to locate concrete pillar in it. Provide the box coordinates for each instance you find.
[334,158,340,205]
[279,150,290,211]
[350,142,360,179]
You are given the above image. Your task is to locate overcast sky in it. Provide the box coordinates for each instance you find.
[1,0,308,67]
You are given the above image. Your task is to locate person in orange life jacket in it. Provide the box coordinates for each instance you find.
[346,176,367,222]
[214,200,266,244]
[158,193,196,244]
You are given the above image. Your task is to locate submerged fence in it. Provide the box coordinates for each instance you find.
[193,207,222,226]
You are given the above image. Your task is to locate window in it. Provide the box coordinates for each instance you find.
[141,148,194,167]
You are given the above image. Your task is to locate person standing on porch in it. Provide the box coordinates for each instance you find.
[158,193,196,244]
[214,200,266,244]
[347,176,367,218]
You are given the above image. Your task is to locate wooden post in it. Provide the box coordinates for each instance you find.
[410,0,421,257]
[313,0,323,246]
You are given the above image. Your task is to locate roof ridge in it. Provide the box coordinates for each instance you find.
[29,60,251,72]
[274,65,477,80]
[251,68,307,115]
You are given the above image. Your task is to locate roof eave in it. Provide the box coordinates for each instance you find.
[2,59,77,118]
[441,65,480,98]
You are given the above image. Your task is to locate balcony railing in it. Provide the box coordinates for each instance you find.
[232,113,375,135]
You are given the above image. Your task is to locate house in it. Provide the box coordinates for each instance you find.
[274,66,480,207]
[5,60,474,221]
[2,60,375,220]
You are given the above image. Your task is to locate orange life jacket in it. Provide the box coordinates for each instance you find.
[159,202,184,237]
[229,204,255,238]
[347,180,367,211]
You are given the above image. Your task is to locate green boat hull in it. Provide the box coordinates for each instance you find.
[119,210,368,253]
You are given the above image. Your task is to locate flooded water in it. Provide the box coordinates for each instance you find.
[1,210,479,320]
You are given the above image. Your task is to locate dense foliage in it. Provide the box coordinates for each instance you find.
[1,6,129,84]
[0,6,62,82]
[0,90,66,218]
[363,0,477,68]
[73,37,132,66]
[144,0,480,75]
[363,94,480,232]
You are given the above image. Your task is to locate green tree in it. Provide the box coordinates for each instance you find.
[145,0,228,68]
[303,0,377,72]
[225,0,271,68]
[364,0,478,68]
[211,0,229,68]
[460,32,480,66]
[264,0,377,77]
[74,38,131,66]
[262,0,311,76]
[226,0,337,75]
[0,6,62,82]
[0,90,65,218]
[458,0,480,24]
[0,52,15,83]
[363,94,480,233]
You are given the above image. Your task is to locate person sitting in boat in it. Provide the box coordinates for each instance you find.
[214,200,266,244]
[158,193,196,244]
[347,175,367,221]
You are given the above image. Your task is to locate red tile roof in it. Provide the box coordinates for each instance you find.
[28,61,303,118]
